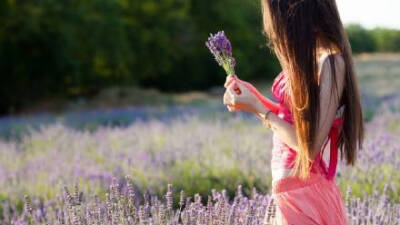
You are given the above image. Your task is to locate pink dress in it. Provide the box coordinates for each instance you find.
[265,71,348,225]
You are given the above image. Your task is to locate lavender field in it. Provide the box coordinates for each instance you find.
[0,56,400,224]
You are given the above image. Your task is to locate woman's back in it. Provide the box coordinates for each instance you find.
[270,53,345,182]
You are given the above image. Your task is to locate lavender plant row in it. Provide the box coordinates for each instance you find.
[2,179,399,225]
[0,103,399,223]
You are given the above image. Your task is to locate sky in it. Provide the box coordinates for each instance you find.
[336,0,400,29]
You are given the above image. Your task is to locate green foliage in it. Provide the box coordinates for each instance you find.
[167,159,269,202]
[345,24,377,53]
[345,24,400,53]
[370,28,400,52]
[1,1,400,115]
[0,0,279,114]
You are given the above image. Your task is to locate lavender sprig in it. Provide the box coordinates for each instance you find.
[205,31,236,75]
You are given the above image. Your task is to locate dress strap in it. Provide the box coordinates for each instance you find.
[311,117,343,180]
[326,117,343,179]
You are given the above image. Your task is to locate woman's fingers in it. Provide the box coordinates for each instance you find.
[234,81,245,90]
[223,90,230,105]
[223,87,236,105]
[225,76,245,96]
[223,91,234,111]
[223,83,236,105]
[224,76,233,88]
[223,79,246,112]
[224,74,239,88]
[227,83,239,105]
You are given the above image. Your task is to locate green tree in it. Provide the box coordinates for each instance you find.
[0,0,280,114]
[371,28,400,52]
[345,24,376,53]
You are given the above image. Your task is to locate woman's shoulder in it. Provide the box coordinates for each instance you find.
[318,53,345,85]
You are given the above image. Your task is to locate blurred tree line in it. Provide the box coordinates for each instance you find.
[0,0,399,114]
[345,24,400,53]
[0,0,280,114]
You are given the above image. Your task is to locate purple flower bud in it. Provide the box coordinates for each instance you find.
[205,30,236,75]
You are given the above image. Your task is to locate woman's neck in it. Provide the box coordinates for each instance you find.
[316,39,341,60]
[316,47,341,66]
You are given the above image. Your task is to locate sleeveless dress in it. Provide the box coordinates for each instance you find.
[264,70,348,225]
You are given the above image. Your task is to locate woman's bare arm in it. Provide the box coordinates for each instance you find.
[254,55,345,159]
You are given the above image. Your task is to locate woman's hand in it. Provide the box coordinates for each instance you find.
[223,75,263,114]
[224,74,281,114]
[224,74,259,95]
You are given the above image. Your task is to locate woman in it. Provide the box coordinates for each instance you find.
[223,0,364,224]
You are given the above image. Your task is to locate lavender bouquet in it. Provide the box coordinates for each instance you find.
[205,31,236,75]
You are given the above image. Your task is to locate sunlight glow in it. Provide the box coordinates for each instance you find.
[336,0,400,29]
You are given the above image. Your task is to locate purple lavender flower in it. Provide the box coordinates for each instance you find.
[5,182,400,225]
[205,31,236,75]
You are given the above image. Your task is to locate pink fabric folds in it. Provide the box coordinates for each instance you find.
[231,71,348,224]
[313,117,343,180]
[267,71,348,224]
[271,172,348,225]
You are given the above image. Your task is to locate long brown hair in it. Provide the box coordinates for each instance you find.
[261,0,364,180]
